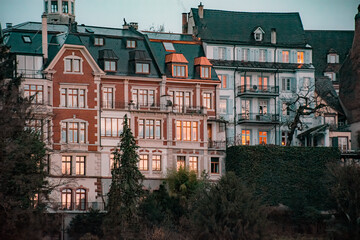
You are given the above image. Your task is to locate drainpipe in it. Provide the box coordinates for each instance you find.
[42,13,48,63]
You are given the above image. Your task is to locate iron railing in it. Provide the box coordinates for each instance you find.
[238,113,280,123]
[237,85,279,95]
[49,202,106,211]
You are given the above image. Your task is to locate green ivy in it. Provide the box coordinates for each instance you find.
[226,145,340,221]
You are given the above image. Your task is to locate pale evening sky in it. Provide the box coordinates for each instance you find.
[0,0,358,32]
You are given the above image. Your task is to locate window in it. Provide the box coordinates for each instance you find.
[45,1,48,13]
[219,74,227,88]
[132,89,155,107]
[259,49,266,62]
[241,99,250,119]
[241,130,250,145]
[71,2,74,14]
[16,55,43,78]
[51,1,58,12]
[104,60,116,71]
[169,90,191,112]
[325,116,336,126]
[152,155,161,171]
[172,64,187,77]
[177,156,185,170]
[324,72,335,81]
[176,121,198,141]
[219,99,227,114]
[242,48,249,61]
[26,119,43,136]
[219,47,226,60]
[76,156,85,175]
[101,118,124,137]
[259,131,267,144]
[163,42,175,51]
[255,32,262,41]
[60,88,86,108]
[62,156,72,175]
[189,156,198,172]
[338,137,348,152]
[328,54,339,63]
[281,132,288,146]
[282,78,291,91]
[203,93,212,109]
[62,1,68,13]
[136,63,150,74]
[200,66,211,79]
[240,76,251,91]
[61,122,86,143]
[61,189,72,210]
[138,119,161,139]
[64,57,81,73]
[282,103,290,116]
[258,76,268,91]
[24,85,43,104]
[75,189,86,210]
[211,157,219,174]
[282,51,289,63]
[126,40,136,48]
[297,51,304,63]
[102,87,114,109]
[139,154,149,171]
[22,35,32,43]
[259,100,268,114]
[94,37,104,46]
[303,77,310,90]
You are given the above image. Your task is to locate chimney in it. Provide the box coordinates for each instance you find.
[42,13,48,62]
[182,13,188,34]
[123,18,129,29]
[271,28,276,44]
[6,23,12,29]
[129,22,138,30]
[198,2,204,19]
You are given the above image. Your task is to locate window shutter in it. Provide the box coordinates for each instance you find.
[228,74,234,89]
[227,98,233,115]
[332,137,339,148]
[255,49,259,62]
[226,48,232,60]
[213,47,219,60]
[291,78,297,92]
[305,51,310,63]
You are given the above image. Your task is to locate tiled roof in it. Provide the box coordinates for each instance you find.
[305,30,354,78]
[191,8,308,47]
[315,77,344,114]
[165,53,188,63]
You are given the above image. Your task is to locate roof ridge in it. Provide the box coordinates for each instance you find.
[192,7,300,15]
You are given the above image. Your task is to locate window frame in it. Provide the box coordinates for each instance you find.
[101,117,124,138]
[172,64,188,78]
[189,156,198,173]
[104,60,117,72]
[152,155,161,172]
[60,87,87,108]
[62,1,68,13]
[102,87,114,109]
[282,50,289,63]
[241,129,251,145]
[203,92,212,109]
[126,40,136,49]
[163,42,175,52]
[211,157,220,174]
[61,189,72,210]
[62,156,72,175]
[176,156,186,170]
[75,188,87,211]
[259,131,267,144]
[176,120,198,142]
[24,84,44,104]
[200,66,211,79]
[94,37,105,46]
[63,56,83,74]
[61,121,87,144]
[297,51,304,64]
[51,1,58,13]
[219,74,227,88]
[75,156,85,175]
[139,154,149,171]
[135,63,150,74]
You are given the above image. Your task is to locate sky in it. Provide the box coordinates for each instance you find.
[0,0,358,32]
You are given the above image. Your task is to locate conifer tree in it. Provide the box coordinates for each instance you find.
[103,114,144,239]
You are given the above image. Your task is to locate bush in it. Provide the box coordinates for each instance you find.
[68,209,104,240]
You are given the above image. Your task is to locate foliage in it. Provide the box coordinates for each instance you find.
[68,209,105,240]
[327,163,360,240]
[190,172,270,240]
[102,114,145,239]
[226,145,340,222]
[0,41,54,239]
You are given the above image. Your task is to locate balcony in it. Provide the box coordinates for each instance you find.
[238,113,280,124]
[49,202,105,212]
[208,140,226,150]
[18,69,44,79]
[237,85,279,97]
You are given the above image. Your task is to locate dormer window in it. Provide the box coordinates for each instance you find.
[104,60,116,71]
[163,42,175,52]
[201,66,210,78]
[129,50,151,75]
[126,40,136,48]
[22,35,32,43]
[173,65,187,77]
[136,63,150,74]
[99,49,118,72]
[94,37,104,46]
[165,53,189,78]
[194,56,212,79]
[253,27,265,42]
[327,53,339,63]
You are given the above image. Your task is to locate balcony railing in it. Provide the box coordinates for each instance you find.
[237,85,279,96]
[208,140,226,150]
[238,113,280,124]
[17,69,44,79]
[49,202,105,212]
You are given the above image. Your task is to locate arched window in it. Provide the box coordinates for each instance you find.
[75,188,87,210]
[61,188,72,210]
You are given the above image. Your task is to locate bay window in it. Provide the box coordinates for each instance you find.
[24,85,43,104]
[16,55,43,78]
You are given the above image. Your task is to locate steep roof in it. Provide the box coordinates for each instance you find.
[315,77,344,114]
[305,30,354,78]
[191,8,307,47]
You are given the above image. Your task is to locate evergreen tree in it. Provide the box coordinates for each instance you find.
[103,114,144,239]
[0,41,55,238]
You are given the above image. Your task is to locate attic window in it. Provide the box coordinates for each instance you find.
[127,40,136,48]
[255,33,262,41]
[253,27,264,42]
[94,37,104,46]
[328,54,339,64]
[22,35,32,43]
[163,42,175,52]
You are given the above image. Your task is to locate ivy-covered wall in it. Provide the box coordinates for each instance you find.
[226,145,341,219]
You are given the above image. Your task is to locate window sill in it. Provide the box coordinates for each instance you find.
[63,72,84,75]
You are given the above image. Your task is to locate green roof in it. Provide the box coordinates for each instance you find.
[305,30,354,78]
[142,32,194,41]
[191,8,307,47]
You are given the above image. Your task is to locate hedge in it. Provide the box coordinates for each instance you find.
[226,145,341,220]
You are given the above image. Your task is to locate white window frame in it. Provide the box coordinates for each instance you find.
[60,85,88,108]
[63,55,83,74]
[60,119,88,144]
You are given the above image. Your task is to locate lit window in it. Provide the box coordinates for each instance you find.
[62,156,72,175]
[61,122,86,143]
[219,99,227,114]
[101,118,124,137]
[132,89,155,107]
[22,35,32,43]
[64,57,81,73]
[219,74,227,88]
[259,49,266,62]
[177,156,185,170]
[76,156,85,175]
[189,156,198,172]
[136,63,150,74]
[62,1,68,13]
[240,76,251,92]
[51,1,58,13]
[211,157,219,174]
[281,132,288,146]
[75,189,86,210]
[104,60,116,71]
[152,155,161,171]
[258,77,268,91]
[297,51,304,63]
[200,66,211,79]
[183,121,191,141]
[203,93,212,109]
[126,40,136,48]
[94,37,104,46]
[102,87,114,109]
[163,42,175,51]
[24,85,43,104]
[139,154,149,171]
[176,121,198,141]
[172,65,187,77]
[282,51,289,63]
[60,88,86,108]
[16,55,43,78]
[259,131,267,144]
[241,130,250,145]
[61,189,72,210]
